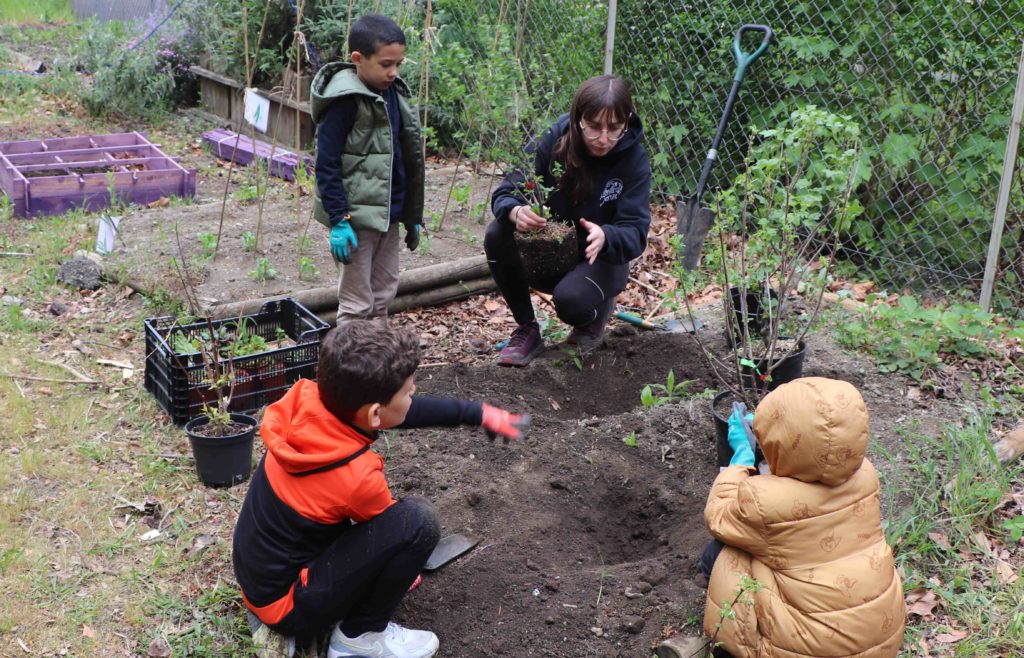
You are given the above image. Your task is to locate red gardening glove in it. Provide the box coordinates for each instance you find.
[481,403,529,442]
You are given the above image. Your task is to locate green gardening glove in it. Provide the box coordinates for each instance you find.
[329,219,358,264]
[727,402,756,467]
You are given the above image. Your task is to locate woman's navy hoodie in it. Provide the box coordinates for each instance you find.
[491,113,652,264]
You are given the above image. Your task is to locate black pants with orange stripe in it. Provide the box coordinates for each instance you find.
[272,496,440,641]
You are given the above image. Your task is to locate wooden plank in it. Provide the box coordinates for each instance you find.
[0,132,144,155]
[17,156,177,173]
[202,129,313,181]
[190,65,245,90]
[4,144,161,164]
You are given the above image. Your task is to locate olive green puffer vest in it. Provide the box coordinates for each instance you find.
[310,62,424,232]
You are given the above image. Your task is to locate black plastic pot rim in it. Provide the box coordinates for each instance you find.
[184,412,258,437]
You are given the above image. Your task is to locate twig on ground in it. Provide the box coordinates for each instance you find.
[44,360,97,384]
[0,252,31,257]
[0,372,107,386]
[96,359,134,370]
[628,275,662,296]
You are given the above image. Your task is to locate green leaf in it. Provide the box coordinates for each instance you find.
[880,133,919,171]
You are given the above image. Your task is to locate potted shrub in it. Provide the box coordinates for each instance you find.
[175,317,260,488]
[677,106,867,465]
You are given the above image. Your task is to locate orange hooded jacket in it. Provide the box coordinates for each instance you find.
[233,379,395,625]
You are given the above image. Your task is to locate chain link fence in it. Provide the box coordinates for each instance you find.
[610,1,1024,316]
[72,0,170,23]
[126,0,1023,315]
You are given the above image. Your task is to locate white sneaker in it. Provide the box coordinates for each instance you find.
[327,621,439,658]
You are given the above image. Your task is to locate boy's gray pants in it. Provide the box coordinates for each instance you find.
[336,222,400,323]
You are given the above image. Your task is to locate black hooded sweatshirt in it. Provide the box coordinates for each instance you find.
[491,113,651,264]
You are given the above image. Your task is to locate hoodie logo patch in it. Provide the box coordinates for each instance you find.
[599,179,623,206]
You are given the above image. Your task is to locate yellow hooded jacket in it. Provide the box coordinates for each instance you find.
[703,378,905,657]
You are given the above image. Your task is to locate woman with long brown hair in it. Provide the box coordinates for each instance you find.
[485,74,652,366]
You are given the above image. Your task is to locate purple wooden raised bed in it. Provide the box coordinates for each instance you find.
[0,132,196,218]
[202,128,314,182]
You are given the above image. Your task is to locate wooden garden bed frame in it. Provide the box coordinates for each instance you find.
[202,128,314,182]
[0,132,196,218]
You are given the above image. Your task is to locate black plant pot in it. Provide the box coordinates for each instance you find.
[725,286,779,347]
[738,339,807,392]
[184,413,257,487]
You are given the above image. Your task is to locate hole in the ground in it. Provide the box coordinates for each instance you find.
[570,473,677,565]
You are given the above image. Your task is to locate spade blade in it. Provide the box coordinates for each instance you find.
[423,533,479,571]
[676,198,716,272]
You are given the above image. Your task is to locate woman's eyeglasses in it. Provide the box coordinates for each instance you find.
[578,119,628,142]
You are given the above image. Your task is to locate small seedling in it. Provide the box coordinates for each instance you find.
[640,370,694,408]
[298,256,319,281]
[197,232,218,258]
[295,234,316,253]
[235,184,260,204]
[452,183,471,208]
[622,433,638,447]
[1004,516,1024,544]
[428,210,443,232]
[553,347,583,371]
[242,231,257,252]
[248,258,277,282]
[454,224,478,244]
[418,231,432,255]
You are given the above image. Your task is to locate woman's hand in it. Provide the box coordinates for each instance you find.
[579,218,605,264]
[511,205,547,232]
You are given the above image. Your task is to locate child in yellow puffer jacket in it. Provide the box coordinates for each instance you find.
[701,377,905,658]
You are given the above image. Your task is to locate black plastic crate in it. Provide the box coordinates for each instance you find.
[144,298,330,425]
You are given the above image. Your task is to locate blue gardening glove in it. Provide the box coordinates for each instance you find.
[727,402,756,467]
[329,219,358,264]
[405,224,421,251]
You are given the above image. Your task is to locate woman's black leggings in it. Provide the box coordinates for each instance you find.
[484,219,629,327]
[272,496,440,642]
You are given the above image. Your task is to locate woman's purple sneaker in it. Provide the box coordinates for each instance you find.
[498,322,542,367]
[567,297,616,348]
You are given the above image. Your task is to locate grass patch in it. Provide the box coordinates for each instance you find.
[0,0,74,25]
[880,405,1024,656]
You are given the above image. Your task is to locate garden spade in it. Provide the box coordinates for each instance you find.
[677,24,773,271]
[423,533,479,571]
[614,310,701,333]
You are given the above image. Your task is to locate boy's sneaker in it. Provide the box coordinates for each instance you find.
[327,622,439,658]
[567,297,615,349]
[498,322,542,367]
[251,620,295,658]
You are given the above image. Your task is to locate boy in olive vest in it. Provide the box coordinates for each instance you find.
[311,14,424,323]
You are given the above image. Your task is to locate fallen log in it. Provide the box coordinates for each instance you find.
[203,255,490,319]
[315,276,496,326]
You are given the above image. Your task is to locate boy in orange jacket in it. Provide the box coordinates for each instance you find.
[701,378,905,658]
[233,322,524,658]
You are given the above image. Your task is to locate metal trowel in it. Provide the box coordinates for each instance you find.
[423,533,479,571]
